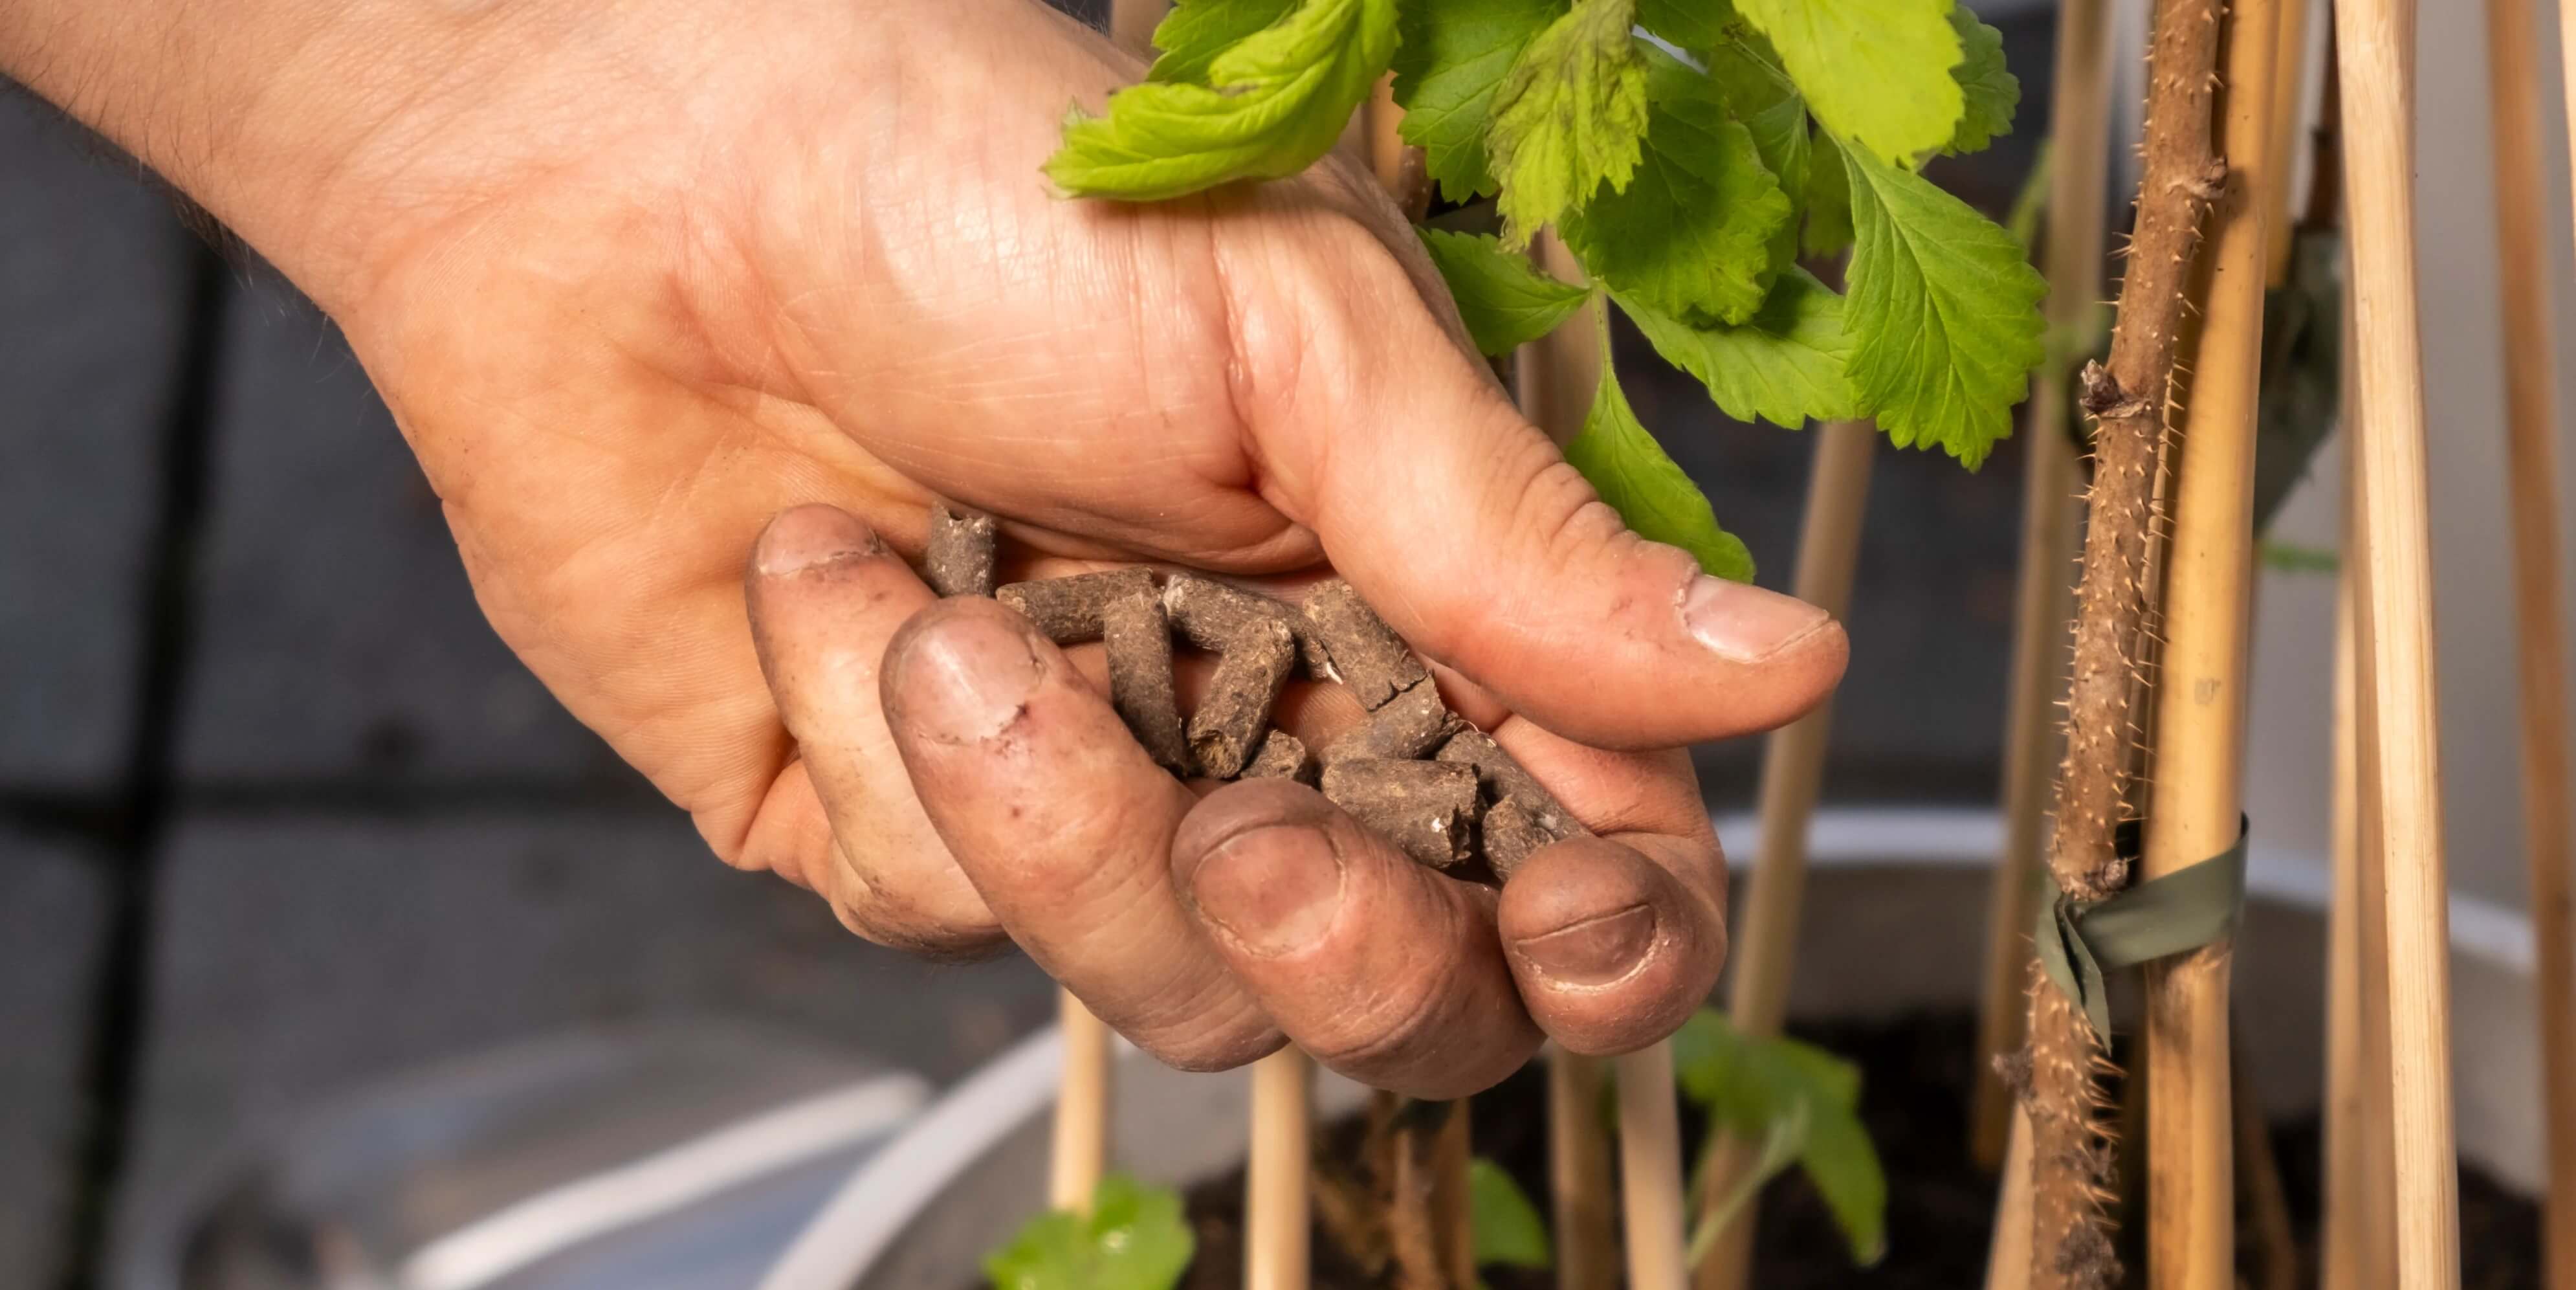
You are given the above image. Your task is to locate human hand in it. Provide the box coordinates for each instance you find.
[6,0,1845,1095]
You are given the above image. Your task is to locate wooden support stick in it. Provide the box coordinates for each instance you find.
[2324,437,2400,1290]
[1108,0,1167,56]
[1694,417,1875,1290]
[1985,1107,2037,1290]
[1246,1048,1312,1290]
[2328,0,2462,1279]
[2320,482,2369,1290]
[1972,0,2118,1167]
[1548,1047,1620,1290]
[2232,1028,2300,1290]
[1525,234,1623,1290]
[1051,989,1112,1212]
[2139,0,2282,1280]
[1617,1042,1690,1290]
[2479,0,2576,1276]
[2262,0,2317,285]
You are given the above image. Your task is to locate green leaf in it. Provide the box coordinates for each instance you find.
[1393,0,1569,201]
[1944,6,2019,154]
[984,1175,1196,1290]
[2259,539,2340,575]
[1840,141,2046,467]
[1799,122,1854,256]
[1470,1158,1554,1269]
[1734,0,1962,164]
[1147,0,1299,85]
[1047,0,1400,200]
[1617,267,1859,430]
[1639,33,1806,275]
[1565,323,1756,582]
[1672,1010,1888,1266]
[1416,227,1594,355]
[1563,83,1792,326]
[1486,0,1652,246]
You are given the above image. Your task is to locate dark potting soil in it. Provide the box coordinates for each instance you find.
[1166,1011,2543,1289]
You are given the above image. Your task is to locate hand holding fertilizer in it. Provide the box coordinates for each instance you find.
[927,500,1583,881]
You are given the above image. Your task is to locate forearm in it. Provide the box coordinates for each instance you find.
[0,0,860,315]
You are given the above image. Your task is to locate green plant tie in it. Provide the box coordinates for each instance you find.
[2034,817,2250,1038]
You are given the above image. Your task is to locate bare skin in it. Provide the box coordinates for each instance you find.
[5,0,1847,1095]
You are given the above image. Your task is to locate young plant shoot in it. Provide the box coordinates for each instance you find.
[1048,0,2041,579]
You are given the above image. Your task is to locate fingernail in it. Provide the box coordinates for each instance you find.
[756,506,881,577]
[1515,903,1656,986]
[897,613,1046,743]
[1187,823,1346,957]
[1681,575,1833,663]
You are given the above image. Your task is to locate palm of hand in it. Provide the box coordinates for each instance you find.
[336,0,1473,863]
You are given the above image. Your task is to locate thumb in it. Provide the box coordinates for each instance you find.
[1264,316,1846,750]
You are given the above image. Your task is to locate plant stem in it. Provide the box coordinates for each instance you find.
[1972,0,2119,1169]
[1693,416,1875,1290]
[2021,0,2228,1276]
[2478,0,2576,1272]
[2329,0,2460,1276]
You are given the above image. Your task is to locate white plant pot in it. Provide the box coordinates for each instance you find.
[765,805,2551,1290]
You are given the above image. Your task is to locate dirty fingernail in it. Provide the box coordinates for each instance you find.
[897,613,1046,743]
[1682,575,1833,664]
[1515,903,1657,986]
[756,506,881,577]
[1187,823,1346,957]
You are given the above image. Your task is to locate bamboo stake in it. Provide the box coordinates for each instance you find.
[2324,427,2401,1290]
[2320,486,2371,1290]
[1109,0,1168,56]
[1973,0,2119,1166]
[1548,1047,1621,1290]
[2232,1029,2300,1290]
[1986,1107,2037,1290]
[1617,1042,1690,1290]
[2479,0,2576,1276]
[1051,991,1112,1211]
[2328,0,2461,1279]
[1245,1049,1312,1290]
[1523,232,1624,1290]
[2137,0,2282,1280]
[1693,418,1875,1290]
[2262,0,2317,285]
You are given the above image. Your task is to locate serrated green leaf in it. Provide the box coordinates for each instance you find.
[1840,142,2045,467]
[1734,0,1961,165]
[1633,0,1735,51]
[984,1174,1196,1290]
[1672,1010,1888,1267]
[1147,0,1299,84]
[1047,0,1399,200]
[1563,84,1791,325]
[1618,268,1858,429]
[1800,122,1854,256]
[1470,1158,1554,1269]
[1565,328,1755,581]
[1486,0,1651,246]
[1944,6,2018,153]
[1417,227,1593,354]
[1393,0,1569,201]
[1639,32,1806,275]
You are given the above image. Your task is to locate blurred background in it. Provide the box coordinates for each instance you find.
[3,0,2570,1285]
